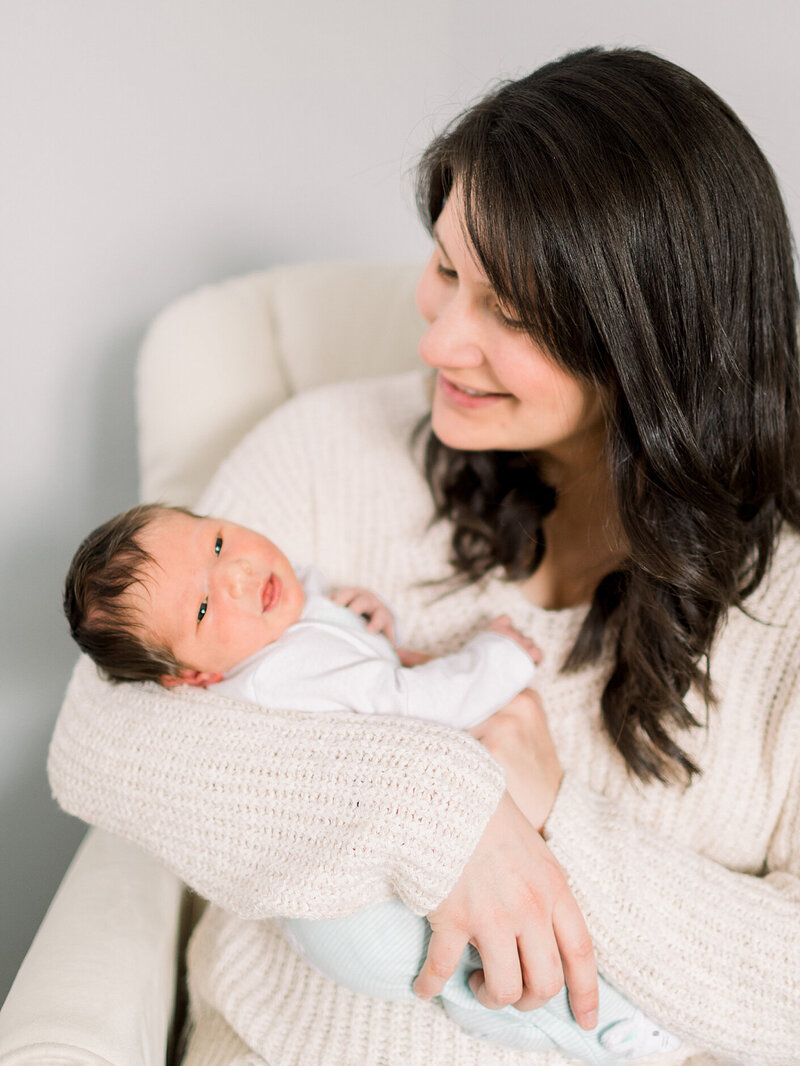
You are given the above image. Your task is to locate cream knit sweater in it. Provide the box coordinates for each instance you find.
[49,372,800,1066]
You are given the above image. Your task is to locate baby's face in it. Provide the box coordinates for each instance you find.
[136,511,305,684]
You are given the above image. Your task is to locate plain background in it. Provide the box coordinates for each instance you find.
[2,0,798,1005]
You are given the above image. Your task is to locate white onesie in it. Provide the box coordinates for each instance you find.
[211,563,536,728]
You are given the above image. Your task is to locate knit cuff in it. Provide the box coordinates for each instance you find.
[390,739,506,915]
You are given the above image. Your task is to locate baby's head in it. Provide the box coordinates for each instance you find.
[64,504,305,686]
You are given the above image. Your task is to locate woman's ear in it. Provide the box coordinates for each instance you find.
[161,669,224,688]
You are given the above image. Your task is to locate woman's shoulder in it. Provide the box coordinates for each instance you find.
[711,525,800,670]
[771,521,800,568]
[749,523,800,621]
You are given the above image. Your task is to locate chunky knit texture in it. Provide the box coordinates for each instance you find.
[49,371,800,1066]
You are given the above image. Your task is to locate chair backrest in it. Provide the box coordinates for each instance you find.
[137,261,425,507]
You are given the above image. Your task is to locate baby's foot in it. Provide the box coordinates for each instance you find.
[600,1008,681,1058]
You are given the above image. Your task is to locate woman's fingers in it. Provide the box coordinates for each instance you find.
[413,791,597,1020]
[466,931,523,1008]
[413,927,470,1000]
[513,929,565,1011]
[553,894,599,1029]
[469,914,593,1018]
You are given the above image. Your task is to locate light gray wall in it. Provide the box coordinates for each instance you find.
[2,0,798,1003]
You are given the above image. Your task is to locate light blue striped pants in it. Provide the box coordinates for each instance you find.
[281,900,675,1064]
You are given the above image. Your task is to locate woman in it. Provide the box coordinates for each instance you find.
[50,47,800,1065]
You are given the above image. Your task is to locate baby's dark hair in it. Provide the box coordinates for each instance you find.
[64,503,191,684]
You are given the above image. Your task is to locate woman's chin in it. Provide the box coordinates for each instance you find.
[430,417,488,452]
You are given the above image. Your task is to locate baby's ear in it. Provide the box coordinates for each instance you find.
[161,669,224,688]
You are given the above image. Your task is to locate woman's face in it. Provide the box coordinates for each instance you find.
[415,191,606,472]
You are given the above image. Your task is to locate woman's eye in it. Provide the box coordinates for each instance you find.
[214,537,222,556]
[436,262,457,281]
[495,305,527,331]
[197,600,208,623]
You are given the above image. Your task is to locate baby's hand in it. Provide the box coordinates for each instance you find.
[330,587,396,643]
[396,647,434,666]
[487,615,542,665]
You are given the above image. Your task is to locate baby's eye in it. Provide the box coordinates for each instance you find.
[214,536,222,556]
[197,600,208,623]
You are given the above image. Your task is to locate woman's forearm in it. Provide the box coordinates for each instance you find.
[48,656,505,920]
[545,773,800,1065]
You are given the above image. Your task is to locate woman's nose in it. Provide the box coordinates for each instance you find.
[416,261,484,370]
[418,309,484,371]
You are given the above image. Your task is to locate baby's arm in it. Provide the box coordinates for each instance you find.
[394,617,540,730]
[242,615,539,729]
[398,616,540,668]
[330,588,542,680]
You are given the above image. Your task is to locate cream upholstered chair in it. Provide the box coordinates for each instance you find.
[0,262,424,1066]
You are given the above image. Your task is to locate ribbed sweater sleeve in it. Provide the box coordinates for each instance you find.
[48,379,506,920]
[545,772,800,1064]
[49,659,504,918]
[543,559,800,1066]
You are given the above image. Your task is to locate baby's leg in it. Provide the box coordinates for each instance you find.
[442,951,680,1062]
[282,902,549,1052]
[280,899,427,1002]
[281,902,679,1062]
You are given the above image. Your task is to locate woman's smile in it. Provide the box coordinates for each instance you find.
[437,373,510,407]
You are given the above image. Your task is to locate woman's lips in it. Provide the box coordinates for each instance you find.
[437,373,509,408]
[261,574,282,612]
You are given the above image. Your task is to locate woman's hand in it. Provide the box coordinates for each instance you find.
[413,790,598,1029]
[470,688,562,833]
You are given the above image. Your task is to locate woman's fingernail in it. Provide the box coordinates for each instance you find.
[585,1010,598,1029]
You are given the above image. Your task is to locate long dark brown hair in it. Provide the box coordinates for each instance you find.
[416,47,800,783]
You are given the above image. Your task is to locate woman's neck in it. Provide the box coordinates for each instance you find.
[520,451,626,610]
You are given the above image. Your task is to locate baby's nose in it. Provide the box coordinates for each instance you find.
[221,559,251,599]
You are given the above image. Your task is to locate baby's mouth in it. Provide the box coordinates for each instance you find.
[261,574,282,612]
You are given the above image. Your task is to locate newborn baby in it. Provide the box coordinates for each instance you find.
[64,503,680,1063]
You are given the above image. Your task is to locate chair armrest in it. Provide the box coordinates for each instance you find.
[0,828,184,1066]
